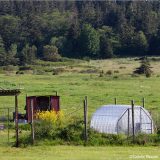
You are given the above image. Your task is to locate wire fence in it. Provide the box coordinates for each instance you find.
[0,107,15,145]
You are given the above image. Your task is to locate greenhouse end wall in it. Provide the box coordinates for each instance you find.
[90,105,154,135]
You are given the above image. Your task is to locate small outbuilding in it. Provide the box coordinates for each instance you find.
[90,105,154,135]
[26,95,60,122]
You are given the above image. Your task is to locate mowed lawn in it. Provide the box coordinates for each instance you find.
[0,145,160,160]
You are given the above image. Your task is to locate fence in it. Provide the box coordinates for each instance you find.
[0,107,15,145]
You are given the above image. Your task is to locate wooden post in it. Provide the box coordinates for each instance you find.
[131,100,135,143]
[30,99,35,144]
[127,108,130,137]
[84,96,88,143]
[142,98,145,108]
[15,95,19,147]
[140,107,142,133]
[7,108,9,143]
[114,98,117,105]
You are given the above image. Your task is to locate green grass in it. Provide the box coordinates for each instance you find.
[0,58,160,117]
[0,145,159,160]
[0,58,160,159]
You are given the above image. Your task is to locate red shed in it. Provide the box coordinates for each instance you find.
[26,95,60,122]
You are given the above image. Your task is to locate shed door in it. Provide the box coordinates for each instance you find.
[50,96,60,112]
[26,97,37,122]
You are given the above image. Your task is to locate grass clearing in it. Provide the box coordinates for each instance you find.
[0,145,159,160]
[0,58,160,116]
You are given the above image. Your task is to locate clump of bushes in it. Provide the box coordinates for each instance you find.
[134,57,153,77]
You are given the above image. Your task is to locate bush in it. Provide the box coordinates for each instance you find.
[33,70,46,75]
[88,129,128,146]
[133,133,160,145]
[43,45,62,62]
[114,70,119,73]
[35,111,64,139]
[52,68,64,75]
[134,57,153,77]
[99,70,104,77]
[16,71,24,74]
[3,65,17,71]
[19,66,33,71]
[106,70,113,75]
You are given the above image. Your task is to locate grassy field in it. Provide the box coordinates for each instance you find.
[0,58,160,116]
[0,58,160,160]
[0,145,160,160]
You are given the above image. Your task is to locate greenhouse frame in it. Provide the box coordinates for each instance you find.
[90,105,154,135]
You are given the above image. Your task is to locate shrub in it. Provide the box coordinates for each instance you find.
[35,111,64,139]
[19,66,33,71]
[133,133,160,145]
[52,68,64,75]
[58,120,84,144]
[134,57,153,77]
[3,65,16,71]
[43,45,61,62]
[36,110,64,125]
[33,70,46,75]
[106,70,113,75]
[99,70,104,77]
[88,129,128,146]
[16,71,24,74]
[114,70,119,73]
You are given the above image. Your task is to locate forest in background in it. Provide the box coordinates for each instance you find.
[1,0,160,66]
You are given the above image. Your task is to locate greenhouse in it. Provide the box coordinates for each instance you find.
[90,105,154,135]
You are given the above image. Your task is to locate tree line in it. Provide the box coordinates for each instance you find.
[0,0,160,66]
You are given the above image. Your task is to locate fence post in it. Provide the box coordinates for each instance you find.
[114,98,117,105]
[7,108,9,143]
[15,95,19,147]
[30,99,35,144]
[142,98,145,108]
[131,100,135,143]
[84,96,88,143]
[128,108,130,137]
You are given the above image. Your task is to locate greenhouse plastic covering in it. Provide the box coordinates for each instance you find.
[90,105,154,134]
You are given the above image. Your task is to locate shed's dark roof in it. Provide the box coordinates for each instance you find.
[0,89,21,96]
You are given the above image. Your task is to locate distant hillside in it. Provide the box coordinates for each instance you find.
[0,0,160,66]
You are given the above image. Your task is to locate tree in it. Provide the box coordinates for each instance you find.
[20,44,37,65]
[134,31,148,56]
[0,36,6,66]
[43,45,61,61]
[0,15,20,49]
[98,26,120,58]
[134,57,153,77]
[7,43,19,65]
[78,24,100,57]
[62,22,80,57]
[100,35,114,58]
